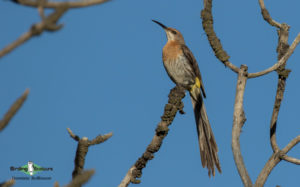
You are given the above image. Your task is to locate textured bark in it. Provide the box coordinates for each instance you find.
[201,1,300,186]
[119,86,185,187]
[67,128,112,179]
[0,89,29,132]
[232,65,252,187]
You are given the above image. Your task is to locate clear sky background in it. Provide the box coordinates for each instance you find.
[1,0,300,186]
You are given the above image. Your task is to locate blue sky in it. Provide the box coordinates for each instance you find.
[1,0,300,186]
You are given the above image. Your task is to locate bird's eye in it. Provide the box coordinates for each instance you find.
[172,30,177,35]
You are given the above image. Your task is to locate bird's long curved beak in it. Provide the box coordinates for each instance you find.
[152,20,167,29]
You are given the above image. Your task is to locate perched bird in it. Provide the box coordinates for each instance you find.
[152,20,221,177]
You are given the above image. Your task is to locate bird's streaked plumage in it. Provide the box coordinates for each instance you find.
[153,20,221,177]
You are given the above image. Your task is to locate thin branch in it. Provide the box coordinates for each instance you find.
[258,0,282,28]
[13,0,110,9]
[201,0,239,73]
[269,24,290,153]
[67,128,112,179]
[0,7,68,58]
[0,89,29,132]
[67,127,80,141]
[37,0,46,20]
[282,135,300,153]
[119,86,186,187]
[280,135,300,164]
[281,155,300,165]
[247,33,300,78]
[89,132,113,145]
[232,65,252,187]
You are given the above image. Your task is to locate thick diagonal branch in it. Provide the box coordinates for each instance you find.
[0,89,29,132]
[119,86,185,187]
[232,65,252,187]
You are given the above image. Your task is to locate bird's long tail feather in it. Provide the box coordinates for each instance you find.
[190,89,221,177]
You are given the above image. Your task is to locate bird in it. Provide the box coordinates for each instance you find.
[152,20,221,177]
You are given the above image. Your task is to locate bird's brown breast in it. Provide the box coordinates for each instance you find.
[162,41,183,62]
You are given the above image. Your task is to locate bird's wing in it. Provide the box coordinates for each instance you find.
[181,45,206,98]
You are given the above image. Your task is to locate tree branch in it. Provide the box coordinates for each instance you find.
[201,0,239,73]
[258,0,282,28]
[253,3,300,186]
[232,65,252,187]
[13,0,109,9]
[254,135,300,186]
[67,128,112,179]
[0,89,29,132]
[67,170,95,187]
[247,33,300,78]
[200,0,300,78]
[280,135,300,165]
[254,152,280,187]
[0,179,15,187]
[119,86,185,187]
[269,24,290,153]
[0,6,68,58]
[54,169,95,187]
[281,155,300,165]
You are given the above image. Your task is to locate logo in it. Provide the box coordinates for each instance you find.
[10,161,53,180]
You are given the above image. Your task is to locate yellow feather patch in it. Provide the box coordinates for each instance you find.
[190,77,201,92]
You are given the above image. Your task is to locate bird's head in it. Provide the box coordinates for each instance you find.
[152,20,185,44]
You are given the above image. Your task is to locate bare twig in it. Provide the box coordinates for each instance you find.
[282,135,300,153]
[13,0,109,9]
[119,86,185,187]
[0,7,68,58]
[232,65,252,187]
[0,179,15,187]
[281,155,300,165]
[258,0,282,28]
[201,0,239,73]
[280,135,300,164]
[67,128,112,179]
[37,0,46,20]
[67,127,80,141]
[0,89,29,132]
[247,33,300,78]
